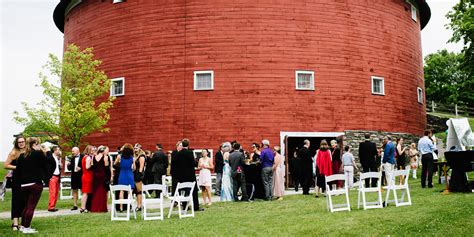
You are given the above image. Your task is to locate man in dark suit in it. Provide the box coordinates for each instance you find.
[298,140,313,195]
[358,134,378,187]
[229,143,248,201]
[170,141,182,195]
[67,147,83,210]
[151,144,168,185]
[214,145,224,196]
[174,139,202,211]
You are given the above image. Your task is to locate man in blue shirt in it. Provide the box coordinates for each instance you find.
[418,130,435,188]
[260,139,274,201]
[382,136,395,185]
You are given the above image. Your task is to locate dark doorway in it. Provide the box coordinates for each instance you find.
[285,136,343,189]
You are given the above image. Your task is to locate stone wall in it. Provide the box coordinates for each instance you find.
[344,130,420,169]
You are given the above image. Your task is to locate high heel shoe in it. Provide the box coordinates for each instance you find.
[80,208,89,213]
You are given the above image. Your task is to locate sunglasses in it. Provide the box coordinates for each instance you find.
[17,141,25,144]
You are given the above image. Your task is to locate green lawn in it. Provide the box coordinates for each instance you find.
[1,173,473,236]
[0,162,7,180]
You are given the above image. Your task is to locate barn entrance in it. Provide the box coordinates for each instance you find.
[280,132,344,189]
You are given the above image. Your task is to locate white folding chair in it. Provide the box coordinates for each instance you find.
[59,177,73,200]
[383,169,412,207]
[357,172,383,210]
[142,184,166,220]
[162,175,172,198]
[167,182,196,219]
[325,174,351,213]
[0,176,7,201]
[110,185,137,221]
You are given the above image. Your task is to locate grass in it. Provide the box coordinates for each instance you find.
[1,171,473,236]
[0,162,7,180]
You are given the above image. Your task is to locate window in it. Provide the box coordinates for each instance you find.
[193,149,213,160]
[295,70,315,90]
[110,77,125,96]
[417,87,423,104]
[371,76,384,95]
[113,0,126,3]
[194,71,214,90]
[411,4,417,22]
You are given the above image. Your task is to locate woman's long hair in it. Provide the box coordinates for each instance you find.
[25,137,40,157]
[83,145,94,156]
[10,135,26,160]
[13,135,25,151]
[121,143,134,158]
[319,140,329,151]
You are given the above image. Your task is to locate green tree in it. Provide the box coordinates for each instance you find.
[446,0,473,77]
[424,49,472,107]
[14,44,115,148]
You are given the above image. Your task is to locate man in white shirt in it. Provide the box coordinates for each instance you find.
[418,130,436,188]
[48,146,62,212]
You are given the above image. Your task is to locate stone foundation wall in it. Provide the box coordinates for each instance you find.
[344,130,420,169]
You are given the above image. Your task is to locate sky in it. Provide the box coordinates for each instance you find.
[0,0,464,161]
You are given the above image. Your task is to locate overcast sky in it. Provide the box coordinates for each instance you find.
[0,0,464,161]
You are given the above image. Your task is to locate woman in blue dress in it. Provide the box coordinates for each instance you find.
[114,143,135,210]
[220,142,234,201]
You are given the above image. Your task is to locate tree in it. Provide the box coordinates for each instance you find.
[424,49,472,107]
[14,44,115,148]
[446,0,474,77]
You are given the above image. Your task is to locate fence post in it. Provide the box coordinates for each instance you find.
[455,104,458,117]
[431,101,435,113]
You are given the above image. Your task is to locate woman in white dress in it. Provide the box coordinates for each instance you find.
[198,149,213,206]
[220,142,234,202]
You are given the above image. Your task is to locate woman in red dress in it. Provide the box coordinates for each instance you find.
[314,140,333,197]
[80,145,95,213]
[90,146,109,212]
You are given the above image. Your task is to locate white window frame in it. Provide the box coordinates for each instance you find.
[113,0,125,3]
[193,149,214,161]
[295,70,315,91]
[110,77,125,96]
[371,76,385,96]
[410,4,417,22]
[193,70,214,91]
[417,87,423,104]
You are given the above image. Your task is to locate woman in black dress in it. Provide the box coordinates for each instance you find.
[3,135,26,231]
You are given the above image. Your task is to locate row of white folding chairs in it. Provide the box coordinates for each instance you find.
[110,181,196,221]
[326,168,411,213]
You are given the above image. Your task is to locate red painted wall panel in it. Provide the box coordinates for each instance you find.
[63,0,426,151]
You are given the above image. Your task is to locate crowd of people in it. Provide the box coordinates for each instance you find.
[3,130,438,233]
[288,131,438,197]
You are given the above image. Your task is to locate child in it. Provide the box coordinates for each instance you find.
[342,146,358,189]
[408,143,419,179]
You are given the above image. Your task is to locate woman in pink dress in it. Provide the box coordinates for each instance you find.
[198,149,213,206]
[272,146,285,200]
[90,146,109,212]
[315,140,333,197]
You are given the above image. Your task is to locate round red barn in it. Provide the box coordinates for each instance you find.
[53,0,430,154]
